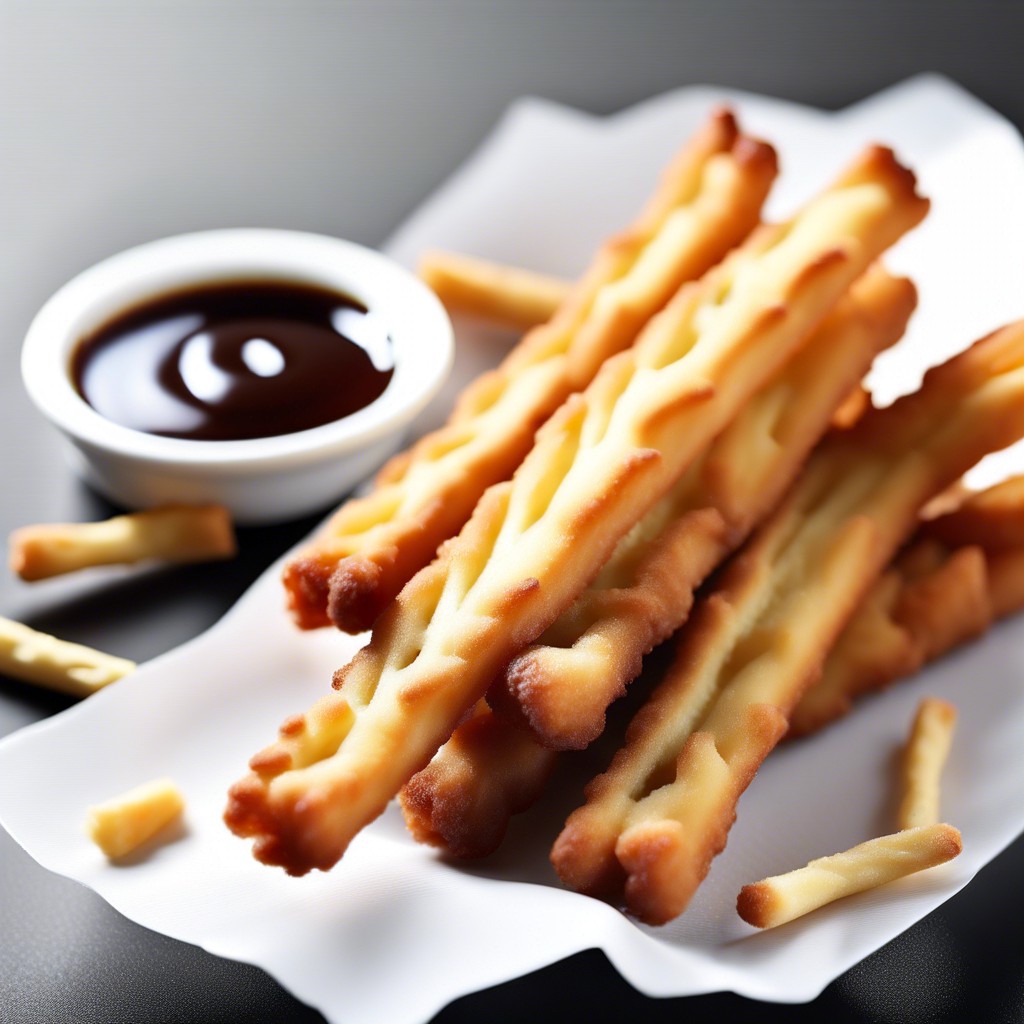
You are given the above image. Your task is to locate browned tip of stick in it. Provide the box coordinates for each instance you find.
[838,145,930,218]
[223,775,272,842]
[327,557,389,634]
[224,777,347,877]
[935,822,964,859]
[550,819,628,903]
[706,106,739,142]
[282,557,334,630]
[400,766,505,860]
[618,819,701,926]
[402,707,558,859]
[490,650,606,751]
[736,881,783,929]
[733,135,779,178]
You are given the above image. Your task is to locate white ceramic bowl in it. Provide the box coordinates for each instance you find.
[21,229,453,525]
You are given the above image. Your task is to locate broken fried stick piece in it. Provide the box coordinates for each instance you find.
[491,267,917,750]
[737,824,962,929]
[227,147,928,875]
[283,111,777,632]
[418,250,569,332]
[552,320,1024,924]
[789,479,1024,736]
[402,267,915,857]
[898,698,958,830]
[87,777,185,859]
[0,616,135,696]
[10,505,236,582]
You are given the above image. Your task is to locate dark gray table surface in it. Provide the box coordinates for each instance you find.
[2,3,1023,1022]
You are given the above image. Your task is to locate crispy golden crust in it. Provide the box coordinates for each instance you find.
[400,268,915,858]
[227,146,927,876]
[399,701,558,858]
[491,267,916,750]
[418,250,569,332]
[898,698,958,830]
[282,111,777,632]
[737,824,962,929]
[788,478,1024,737]
[552,320,1024,924]
[9,505,236,581]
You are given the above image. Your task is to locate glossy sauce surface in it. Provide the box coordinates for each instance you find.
[72,281,395,441]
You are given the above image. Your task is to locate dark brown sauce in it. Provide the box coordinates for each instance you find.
[72,280,395,441]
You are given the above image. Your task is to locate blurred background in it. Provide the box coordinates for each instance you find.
[2,2,1022,1022]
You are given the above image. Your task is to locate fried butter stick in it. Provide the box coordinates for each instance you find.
[552,321,1024,924]
[490,268,917,749]
[420,474,1024,854]
[9,505,236,581]
[284,111,776,632]
[0,616,135,696]
[418,250,569,331]
[420,476,1024,858]
[401,268,915,857]
[737,824,962,929]
[898,698,958,830]
[789,478,1024,735]
[226,147,927,875]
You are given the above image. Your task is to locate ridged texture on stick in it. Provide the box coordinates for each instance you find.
[789,475,1024,736]
[491,268,917,749]
[401,267,915,857]
[283,111,776,633]
[226,146,927,876]
[551,320,1024,924]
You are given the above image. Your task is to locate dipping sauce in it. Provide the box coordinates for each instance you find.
[71,281,395,441]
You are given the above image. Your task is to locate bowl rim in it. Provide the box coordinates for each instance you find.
[21,228,454,472]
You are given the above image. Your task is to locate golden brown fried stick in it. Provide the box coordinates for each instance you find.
[0,616,135,696]
[788,478,1024,735]
[9,505,236,581]
[402,267,915,857]
[413,472,1024,860]
[283,111,776,633]
[898,698,958,830]
[490,268,917,750]
[552,320,1024,924]
[737,824,962,929]
[401,698,560,857]
[418,250,569,331]
[226,146,927,876]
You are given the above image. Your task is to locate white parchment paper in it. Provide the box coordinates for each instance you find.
[1,75,1023,1024]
